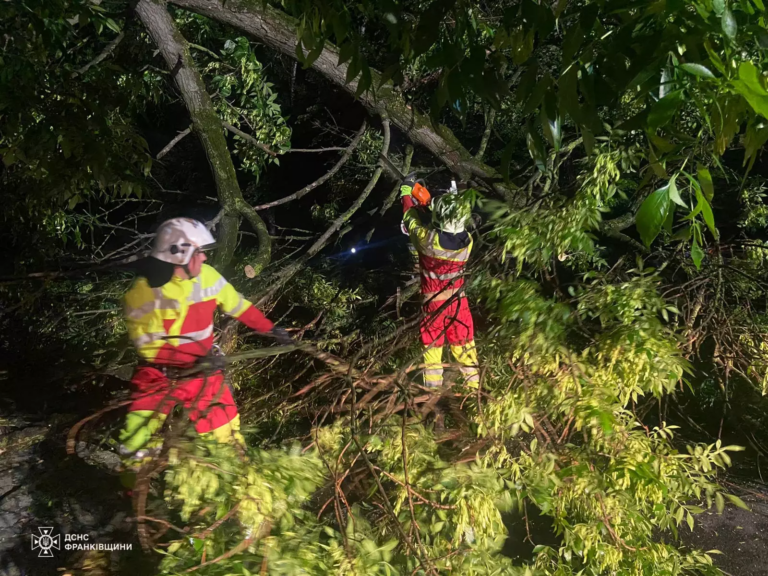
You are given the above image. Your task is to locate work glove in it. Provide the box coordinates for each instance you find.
[205,354,227,372]
[400,172,418,197]
[271,326,294,345]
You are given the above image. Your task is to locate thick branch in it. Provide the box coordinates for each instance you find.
[72,32,125,78]
[365,144,414,242]
[253,121,367,211]
[168,0,510,196]
[379,145,414,216]
[136,0,269,269]
[476,108,496,160]
[256,116,391,305]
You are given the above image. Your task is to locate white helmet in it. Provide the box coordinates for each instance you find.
[432,193,471,234]
[151,218,215,265]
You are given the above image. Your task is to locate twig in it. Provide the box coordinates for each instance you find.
[223,122,278,156]
[72,32,125,78]
[286,146,347,153]
[206,208,226,231]
[184,521,270,572]
[135,515,188,536]
[596,493,636,551]
[256,117,388,305]
[374,467,456,510]
[66,399,133,455]
[194,502,241,539]
[252,121,367,210]
[157,126,192,159]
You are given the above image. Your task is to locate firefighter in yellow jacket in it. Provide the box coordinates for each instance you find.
[119,218,290,468]
[400,179,479,388]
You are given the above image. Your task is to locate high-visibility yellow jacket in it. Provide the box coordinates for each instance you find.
[402,200,473,302]
[124,264,272,365]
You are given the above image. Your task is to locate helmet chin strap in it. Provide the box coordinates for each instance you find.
[181,249,201,278]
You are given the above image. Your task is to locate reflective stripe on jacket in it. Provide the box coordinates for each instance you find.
[124,263,273,365]
[402,198,472,302]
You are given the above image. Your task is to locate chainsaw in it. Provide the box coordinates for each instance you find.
[378,154,433,206]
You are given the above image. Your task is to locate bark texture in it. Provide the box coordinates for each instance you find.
[136,0,271,269]
[168,0,509,196]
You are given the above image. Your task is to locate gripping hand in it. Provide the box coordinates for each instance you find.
[271,326,294,345]
[400,172,418,197]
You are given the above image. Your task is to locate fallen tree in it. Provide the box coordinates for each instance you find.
[168,0,510,197]
[137,0,272,270]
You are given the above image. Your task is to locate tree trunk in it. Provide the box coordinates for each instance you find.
[168,0,510,197]
[135,0,271,269]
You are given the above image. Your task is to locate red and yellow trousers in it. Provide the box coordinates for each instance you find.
[118,366,243,468]
[420,295,479,388]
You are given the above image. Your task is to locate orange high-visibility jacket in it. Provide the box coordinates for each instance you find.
[124,264,272,365]
[402,197,473,302]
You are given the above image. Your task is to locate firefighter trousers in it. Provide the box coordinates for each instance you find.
[420,296,479,388]
[118,366,244,469]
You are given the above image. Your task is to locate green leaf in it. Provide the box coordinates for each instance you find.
[697,166,714,201]
[337,42,354,66]
[105,18,121,33]
[430,521,445,534]
[672,225,692,241]
[526,124,547,171]
[715,492,726,514]
[714,0,726,14]
[413,2,452,57]
[649,133,675,153]
[295,40,306,64]
[304,39,325,68]
[345,54,361,84]
[355,64,372,97]
[517,62,539,104]
[540,107,561,152]
[725,494,750,510]
[332,11,349,44]
[500,140,515,183]
[668,177,686,207]
[636,186,672,247]
[704,40,727,74]
[679,63,715,79]
[691,237,705,269]
[744,121,768,169]
[695,188,719,238]
[561,24,584,65]
[663,202,676,233]
[648,90,685,130]
[732,62,768,119]
[686,512,695,531]
[522,74,552,115]
[378,64,400,88]
[722,6,737,39]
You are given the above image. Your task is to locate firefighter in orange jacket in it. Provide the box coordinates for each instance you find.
[118,218,291,469]
[400,177,480,388]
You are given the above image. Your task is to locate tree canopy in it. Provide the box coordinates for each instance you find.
[3,0,768,574]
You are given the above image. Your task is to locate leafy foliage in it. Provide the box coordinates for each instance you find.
[4,1,768,576]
